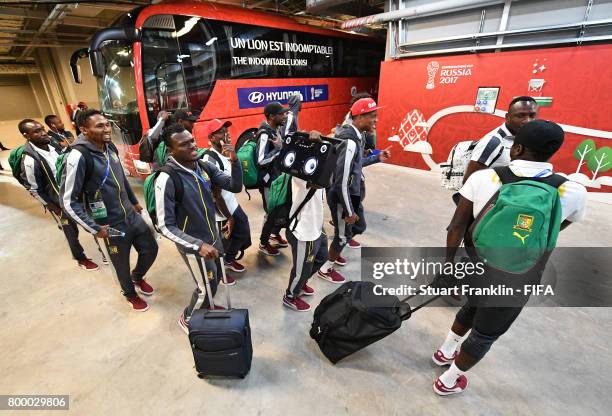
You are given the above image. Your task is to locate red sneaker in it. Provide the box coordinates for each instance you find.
[225,260,246,273]
[178,312,189,335]
[283,295,311,312]
[219,274,236,286]
[317,268,346,284]
[432,350,457,366]
[126,295,149,312]
[433,375,468,396]
[270,234,288,248]
[78,258,99,271]
[300,283,315,296]
[347,239,361,249]
[132,279,154,296]
[259,243,280,256]
[335,255,347,266]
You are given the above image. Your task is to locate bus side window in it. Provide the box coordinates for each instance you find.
[174,16,218,113]
[142,23,189,126]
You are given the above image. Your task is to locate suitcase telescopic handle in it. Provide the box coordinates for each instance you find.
[219,256,232,310]
[198,254,216,310]
[199,254,233,311]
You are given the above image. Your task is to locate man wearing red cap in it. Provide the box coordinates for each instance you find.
[202,119,251,275]
[318,98,390,283]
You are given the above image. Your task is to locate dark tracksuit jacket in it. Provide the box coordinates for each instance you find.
[59,137,158,297]
[256,121,284,244]
[256,121,282,188]
[327,124,380,248]
[154,157,242,316]
[20,141,86,261]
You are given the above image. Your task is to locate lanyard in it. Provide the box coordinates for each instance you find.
[193,168,211,192]
[534,169,551,178]
[98,149,111,191]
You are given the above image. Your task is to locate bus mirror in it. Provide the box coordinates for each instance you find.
[89,49,106,78]
[69,48,88,84]
[89,26,141,78]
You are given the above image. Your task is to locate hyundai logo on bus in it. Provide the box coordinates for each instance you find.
[238,85,329,109]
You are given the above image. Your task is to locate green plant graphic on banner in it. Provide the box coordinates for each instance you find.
[586,146,612,180]
[573,139,596,174]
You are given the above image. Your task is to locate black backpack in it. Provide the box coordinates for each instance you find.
[138,134,155,163]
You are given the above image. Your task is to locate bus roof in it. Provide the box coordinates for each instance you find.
[134,0,380,42]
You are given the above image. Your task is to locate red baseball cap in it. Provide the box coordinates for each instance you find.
[203,119,232,137]
[350,98,382,116]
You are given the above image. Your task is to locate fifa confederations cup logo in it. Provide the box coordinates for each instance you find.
[426,61,440,89]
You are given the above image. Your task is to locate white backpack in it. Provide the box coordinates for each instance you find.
[440,140,478,191]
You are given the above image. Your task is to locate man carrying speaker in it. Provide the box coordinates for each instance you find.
[256,101,290,256]
[318,98,391,284]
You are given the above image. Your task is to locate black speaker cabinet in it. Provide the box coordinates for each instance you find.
[279,132,340,187]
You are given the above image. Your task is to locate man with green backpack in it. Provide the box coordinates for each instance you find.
[255,101,290,256]
[10,119,100,271]
[148,123,242,333]
[432,120,587,396]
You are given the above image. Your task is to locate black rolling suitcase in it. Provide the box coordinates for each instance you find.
[309,281,440,364]
[188,257,253,378]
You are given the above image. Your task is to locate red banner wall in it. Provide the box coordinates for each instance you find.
[377,44,612,191]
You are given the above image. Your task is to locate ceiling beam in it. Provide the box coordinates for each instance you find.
[60,15,112,28]
[20,4,77,58]
[0,42,85,47]
[0,63,39,74]
[0,7,48,19]
[0,7,113,28]
[0,28,90,37]
[0,56,35,61]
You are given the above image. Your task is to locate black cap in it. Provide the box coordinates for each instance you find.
[264,101,288,116]
[174,109,199,122]
[514,120,564,156]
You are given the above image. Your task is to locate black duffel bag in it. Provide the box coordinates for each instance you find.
[310,281,439,364]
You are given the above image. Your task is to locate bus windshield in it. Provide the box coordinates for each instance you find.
[98,43,142,145]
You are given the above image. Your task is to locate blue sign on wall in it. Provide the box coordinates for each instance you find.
[237,85,329,109]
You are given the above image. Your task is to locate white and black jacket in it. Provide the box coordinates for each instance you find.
[256,121,282,186]
[19,141,60,207]
[328,124,380,217]
[154,157,242,254]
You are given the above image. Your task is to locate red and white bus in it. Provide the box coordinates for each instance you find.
[73,1,383,177]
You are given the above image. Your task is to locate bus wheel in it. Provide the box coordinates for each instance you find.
[236,129,257,151]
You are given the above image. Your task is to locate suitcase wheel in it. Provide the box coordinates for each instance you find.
[197,373,206,379]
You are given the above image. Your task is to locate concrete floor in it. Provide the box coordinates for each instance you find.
[1,147,611,415]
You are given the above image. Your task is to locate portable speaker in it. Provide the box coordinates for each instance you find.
[279,132,340,187]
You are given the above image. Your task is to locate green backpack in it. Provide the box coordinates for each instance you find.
[155,141,207,166]
[236,140,259,189]
[466,166,567,274]
[143,165,183,230]
[267,173,291,213]
[9,145,56,188]
[8,145,27,185]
